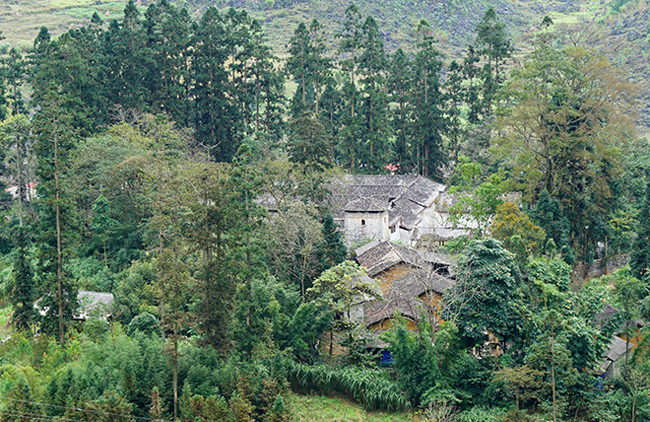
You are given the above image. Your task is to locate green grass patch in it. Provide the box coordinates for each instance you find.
[51,0,97,8]
[58,3,124,21]
[288,392,413,422]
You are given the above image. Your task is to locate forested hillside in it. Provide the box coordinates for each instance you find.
[0,0,649,421]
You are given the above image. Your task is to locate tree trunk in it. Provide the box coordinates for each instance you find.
[55,132,65,347]
[173,332,179,421]
[551,350,557,422]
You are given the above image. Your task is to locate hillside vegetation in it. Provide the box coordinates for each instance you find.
[0,0,650,421]
[1,0,649,126]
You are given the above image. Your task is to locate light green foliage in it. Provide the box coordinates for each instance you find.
[383,320,462,408]
[490,202,546,263]
[449,157,506,236]
[308,260,377,316]
[458,406,507,422]
[113,260,158,324]
[127,312,161,338]
[288,360,408,411]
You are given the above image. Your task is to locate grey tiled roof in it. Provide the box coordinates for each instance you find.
[325,175,446,225]
[396,269,455,298]
[363,296,426,327]
[344,197,389,212]
[355,241,456,328]
[605,336,635,362]
[355,240,422,277]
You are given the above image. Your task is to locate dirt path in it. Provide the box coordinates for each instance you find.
[337,396,364,422]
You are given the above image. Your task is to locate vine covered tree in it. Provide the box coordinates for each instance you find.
[494,43,637,261]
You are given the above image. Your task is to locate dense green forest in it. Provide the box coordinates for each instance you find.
[0,0,650,420]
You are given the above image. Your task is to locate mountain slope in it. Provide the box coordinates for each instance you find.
[0,0,648,129]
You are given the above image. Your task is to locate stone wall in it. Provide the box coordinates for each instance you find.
[572,254,630,281]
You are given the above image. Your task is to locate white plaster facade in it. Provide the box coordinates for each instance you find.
[344,210,389,247]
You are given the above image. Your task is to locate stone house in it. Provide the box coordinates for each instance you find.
[326,175,469,247]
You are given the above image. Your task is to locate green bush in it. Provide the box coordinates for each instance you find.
[287,361,409,411]
[458,406,507,422]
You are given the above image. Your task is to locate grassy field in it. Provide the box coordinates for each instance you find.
[289,392,414,422]
[0,0,124,49]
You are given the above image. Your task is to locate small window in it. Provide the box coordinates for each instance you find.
[361,219,366,226]
[390,225,396,233]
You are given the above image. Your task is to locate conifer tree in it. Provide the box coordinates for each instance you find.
[357,16,390,172]
[33,86,78,346]
[0,115,33,226]
[191,7,239,162]
[336,5,363,170]
[473,8,512,117]
[5,48,27,115]
[317,213,348,273]
[288,112,333,171]
[143,0,191,126]
[387,48,412,171]
[631,179,650,279]
[11,226,35,331]
[286,20,331,119]
[104,0,150,112]
[410,20,446,180]
[443,60,465,163]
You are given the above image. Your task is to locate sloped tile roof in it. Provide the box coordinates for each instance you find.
[355,240,423,277]
[363,296,426,327]
[325,175,446,225]
[395,269,455,298]
[344,197,389,212]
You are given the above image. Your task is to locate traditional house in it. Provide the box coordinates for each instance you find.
[601,336,635,378]
[259,174,472,248]
[353,240,455,333]
[596,303,645,378]
[326,175,469,247]
[76,290,115,321]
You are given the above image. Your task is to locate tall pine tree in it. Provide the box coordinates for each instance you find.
[410,20,446,180]
[33,86,78,346]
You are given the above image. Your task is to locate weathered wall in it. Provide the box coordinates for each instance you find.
[376,264,414,294]
[572,254,630,281]
[344,210,389,247]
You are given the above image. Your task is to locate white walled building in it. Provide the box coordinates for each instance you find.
[326,175,469,248]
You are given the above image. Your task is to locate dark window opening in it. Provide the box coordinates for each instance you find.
[361,219,366,226]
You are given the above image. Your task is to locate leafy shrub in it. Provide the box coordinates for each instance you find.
[127,312,161,337]
[287,361,409,411]
[458,406,507,422]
